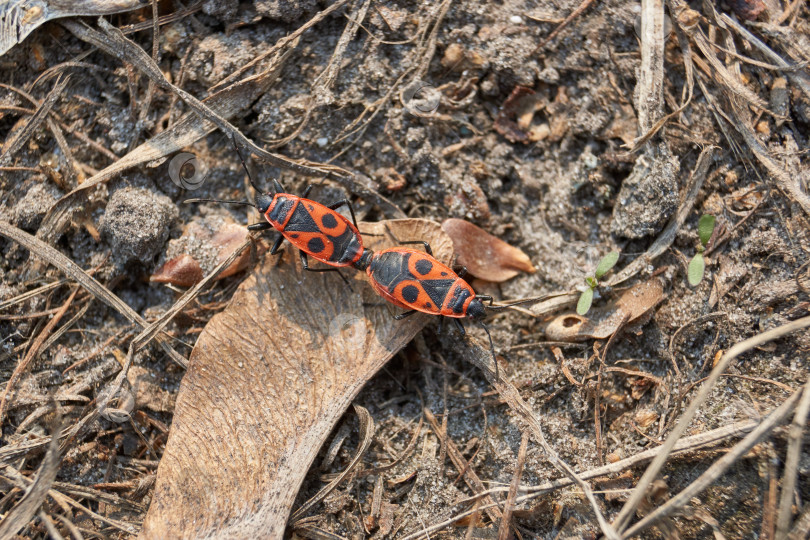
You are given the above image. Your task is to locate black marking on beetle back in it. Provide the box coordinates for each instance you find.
[371,252,457,306]
[268,196,295,225]
[330,227,361,264]
[322,214,338,228]
[414,258,433,276]
[448,286,473,314]
[284,203,322,233]
[402,285,419,303]
[308,237,326,254]
[370,251,411,289]
[422,279,457,308]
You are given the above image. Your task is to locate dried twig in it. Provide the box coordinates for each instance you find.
[622,387,803,538]
[532,0,597,52]
[776,377,810,540]
[497,430,528,540]
[613,315,810,533]
[0,74,70,166]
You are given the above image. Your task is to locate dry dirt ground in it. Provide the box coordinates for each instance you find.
[1,0,810,538]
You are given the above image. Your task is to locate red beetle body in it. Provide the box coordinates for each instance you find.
[354,247,487,320]
[258,191,365,268]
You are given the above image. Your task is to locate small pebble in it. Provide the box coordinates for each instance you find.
[316,137,328,147]
[509,15,523,24]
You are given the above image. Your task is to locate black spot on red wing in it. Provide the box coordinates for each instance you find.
[321,214,338,228]
[424,302,432,309]
[290,233,299,239]
[307,204,315,211]
[308,237,326,253]
[441,272,448,276]
[414,258,433,276]
[402,284,419,303]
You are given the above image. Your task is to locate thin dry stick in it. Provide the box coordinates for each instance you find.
[459,418,760,505]
[209,0,349,92]
[718,13,810,101]
[0,287,79,425]
[455,332,620,540]
[497,431,528,540]
[0,74,70,165]
[776,377,810,540]
[0,220,187,367]
[612,315,810,533]
[532,0,597,52]
[622,387,804,538]
[424,408,502,524]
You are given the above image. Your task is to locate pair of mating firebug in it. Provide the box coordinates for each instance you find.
[190,137,519,379]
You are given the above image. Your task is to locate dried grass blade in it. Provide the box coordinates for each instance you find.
[497,430,528,540]
[612,315,810,533]
[622,387,804,538]
[776,378,810,539]
[0,408,61,538]
[0,74,70,165]
[0,220,186,367]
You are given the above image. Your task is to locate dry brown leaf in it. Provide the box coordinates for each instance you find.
[545,277,665,341]
[150,254,203,287]
[151,220,257,287]
[140,219,452,539]
[441,218,535,282]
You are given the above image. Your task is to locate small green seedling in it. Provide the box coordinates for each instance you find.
[687,214,716,286]
[577,251,620,315]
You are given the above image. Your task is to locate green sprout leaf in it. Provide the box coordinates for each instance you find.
[698,215,716,248]
[594,251,620,280]
[688,253,706,286]
[585,276,598,289]
[577,287,594,315]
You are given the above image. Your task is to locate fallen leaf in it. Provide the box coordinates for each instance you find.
[150,254,203,287]
[545,277,665,341]
[140,219,452,539]
[441,218,535,282]
[150,217,258,286]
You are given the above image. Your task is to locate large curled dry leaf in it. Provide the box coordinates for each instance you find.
[0,0,145,56]
[441,218,535,282]
[141,219,452,539]
[545,277,665,341]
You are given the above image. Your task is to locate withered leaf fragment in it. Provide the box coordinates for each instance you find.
[545,277,665,341]
[442,218,535,282]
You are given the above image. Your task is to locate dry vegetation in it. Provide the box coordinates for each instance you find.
[1,0,809,538]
